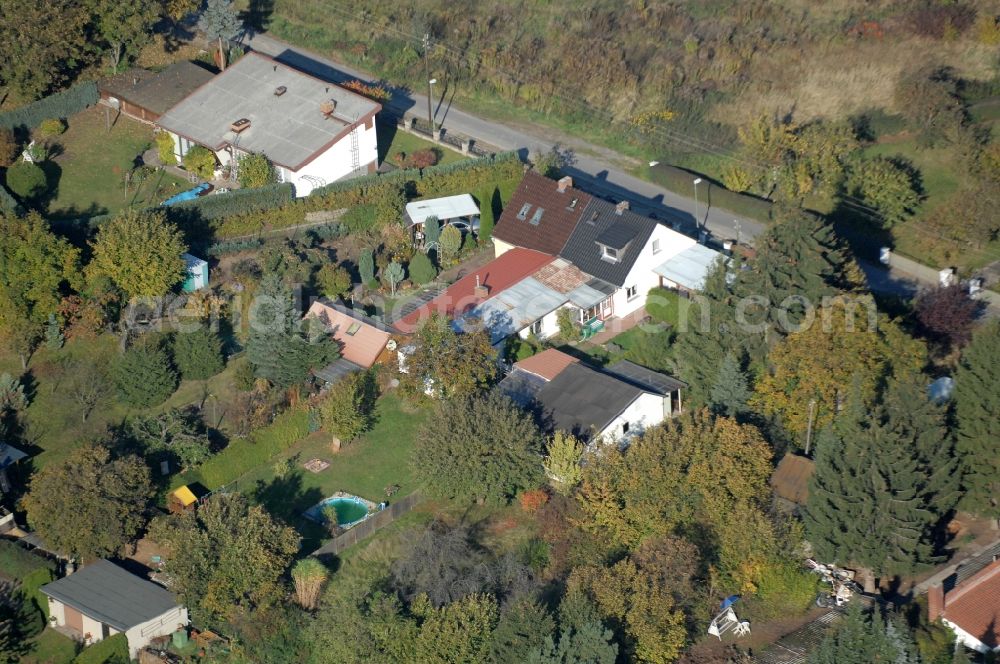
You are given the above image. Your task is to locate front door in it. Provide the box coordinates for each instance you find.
[64,604,84,634]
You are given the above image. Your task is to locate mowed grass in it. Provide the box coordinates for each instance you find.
[376,120,467,167]
[861,139,966,212]
[21,628,76,664]
[45,106,188,219]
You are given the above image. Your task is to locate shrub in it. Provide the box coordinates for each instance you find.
[237,152,277,189]
[206,237,264,257]
[316,264,352,299]
[155,131,177,166]
[72,633,128,664]
[113,341,178,407]
[316,370,378,442]
[750,562,819,621]
[0,81,98,131]
[0,127,19,167]
[342,79,392,102]
[6,160,48,200]
[408,252,437,284]
[519,488,550,512]
[37,118,66,137]
[182,145,217,179]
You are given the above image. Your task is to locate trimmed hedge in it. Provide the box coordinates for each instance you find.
[0,82,99,131]
[206,237,265,257]
[177,409,311,490]
[0,539,56,581]
[73,633,129,664]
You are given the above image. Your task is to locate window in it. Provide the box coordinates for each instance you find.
[517,203,532,220]
[652,239,661,254]
[601,245,618,262]
[346,322,361,336]
[529,207,545,225]
[626,285,638,301]
[568,198,578,210]
[622,421,630,434]
[529,319,543,335]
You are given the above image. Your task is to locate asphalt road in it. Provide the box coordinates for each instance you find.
[244,32,999,314]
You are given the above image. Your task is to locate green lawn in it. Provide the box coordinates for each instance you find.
[22,628,77,664]
[376,120,467,168]
[44,106,188,219]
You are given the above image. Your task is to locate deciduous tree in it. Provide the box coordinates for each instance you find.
[384,260,404,295]
[413,593,499,664]
[5,161,47,201]
[543,431,584,495]
[401,312,496,399]
[92,0,159,71]
[413,391,544,504]
[0,0,92,99]
[149,493,299,622]
[315,264,352,299]
[845,157,921,227]
[89,209,187,299]
[129,409,212,469]
[914,284,981,350]
[316,369,378,441]
[22,444,152,559]
[0,129,18,168]
[953,321,1000,518]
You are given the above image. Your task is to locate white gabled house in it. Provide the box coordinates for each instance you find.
[157,52,381,196]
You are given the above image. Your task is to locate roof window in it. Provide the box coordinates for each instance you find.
[517,203,532,220]
[529,207,545,225]
[346,322,361,336]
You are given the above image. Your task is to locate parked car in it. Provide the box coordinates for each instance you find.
[447,217,481,235]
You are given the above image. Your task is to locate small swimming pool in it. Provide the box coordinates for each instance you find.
[161,183,211,206]
[304,494,373,528]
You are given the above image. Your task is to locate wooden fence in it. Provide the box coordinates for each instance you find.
[310,492,422,557]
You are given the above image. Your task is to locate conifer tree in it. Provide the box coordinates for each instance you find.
[809,603,912,664]
[708,352,750,418]
[953,321,1000,518]
[359,249,376,288]
[247,275,337,387]
[173,325,225,380]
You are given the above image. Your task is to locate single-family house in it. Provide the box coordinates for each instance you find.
[306,299,394,383]
[98,62,215,124]
[498,349,684,444]
[41,559,188,659]
[929,557,1000,654]
[492,173,593,258]
[393,247,555,335]
[157,52,381,196]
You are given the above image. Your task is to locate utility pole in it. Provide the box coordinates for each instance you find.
[804,399,817,456]
[422,33,435,136]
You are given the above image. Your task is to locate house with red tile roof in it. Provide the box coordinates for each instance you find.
[492,172,592,257]
[393,247,554,334]
[929,557,1000,654]
[305,299,394,384]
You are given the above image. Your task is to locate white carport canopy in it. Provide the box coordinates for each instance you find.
[405,194,480,227]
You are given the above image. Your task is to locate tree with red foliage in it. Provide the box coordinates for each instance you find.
[914,284,981,349]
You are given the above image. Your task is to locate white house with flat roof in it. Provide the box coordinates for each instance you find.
[157,52,381,196]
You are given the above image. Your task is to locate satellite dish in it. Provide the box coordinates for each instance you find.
[386,339,398,351]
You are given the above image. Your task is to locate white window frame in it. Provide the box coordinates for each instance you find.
[652,239,661,254]
[626,285,638,301]
[601,245,619,262]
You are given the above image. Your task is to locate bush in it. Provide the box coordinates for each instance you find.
[173,326,225,380]
[315,264,352,299]
[519,488,550,512]
[206,237,264,256]
[5,160,48,200]
[113,342,178,407]
[237,152,277,189]
[408,252,437,284]
[0,81,98,131]
[0,127,19,167]
[182,145,217,179]
[37,118,66,137]
[155,131,177,166]
[749,561,819,621]
[72,633,129,664]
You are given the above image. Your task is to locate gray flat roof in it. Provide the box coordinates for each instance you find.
[41,560,181,631]
[157,52,381,170]
[99,62,216,116]
[534,362,645,440]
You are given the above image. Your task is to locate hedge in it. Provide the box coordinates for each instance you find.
[0,539,56,581]
[177,408,311,490]
[0,82,99,131]
[167,182,295,221]
[73,633,129,664]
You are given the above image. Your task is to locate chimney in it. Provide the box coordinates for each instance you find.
[615,201,630,215]
[557,176,573,193]
[927,584,944,622]
[473,274,490,299]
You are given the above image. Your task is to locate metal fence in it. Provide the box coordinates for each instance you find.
[310,492,422,557]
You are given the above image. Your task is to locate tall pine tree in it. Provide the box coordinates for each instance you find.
[953,321,1000,519]
[708,352,750,418]
[809,603,917,664]
[247,275,337,387]
[805,375,952,581]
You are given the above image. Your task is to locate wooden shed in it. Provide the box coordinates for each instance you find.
[98,62,215,124]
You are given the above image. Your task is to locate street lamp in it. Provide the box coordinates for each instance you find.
[692,178,703,228]
[427,78,437,136]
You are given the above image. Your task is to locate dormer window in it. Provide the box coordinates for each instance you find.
[601,245,619,262]
[517,203,532,220]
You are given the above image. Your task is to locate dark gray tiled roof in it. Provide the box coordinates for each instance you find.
[314,357,364,384]
[559,199,659,287]
[0,443,27,470]
[605,360,686,395]
[41,560,180,631]
[533,363,644,441]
